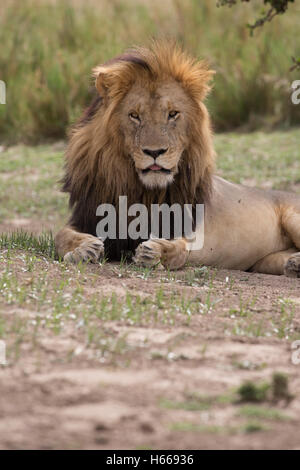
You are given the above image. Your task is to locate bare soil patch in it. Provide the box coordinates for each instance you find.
[0,235,300,449]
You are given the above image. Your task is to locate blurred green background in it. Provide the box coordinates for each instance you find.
[0,0,299,143]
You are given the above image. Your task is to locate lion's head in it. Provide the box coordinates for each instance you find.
[63,42,215,255]
[118,80,196,189]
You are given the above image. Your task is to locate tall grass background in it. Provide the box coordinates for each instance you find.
[0,0,299,143]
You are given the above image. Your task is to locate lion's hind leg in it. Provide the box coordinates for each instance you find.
[55,226,104,263]
[133,238,189,270]
[279,205,300,277]
[251,204,300,277]
[250,248,299,276]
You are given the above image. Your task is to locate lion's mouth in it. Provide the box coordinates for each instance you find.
[142,164,171,174]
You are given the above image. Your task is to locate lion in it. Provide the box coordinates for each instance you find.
[55,42,300,277]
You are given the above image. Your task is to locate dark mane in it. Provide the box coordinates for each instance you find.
[78,93,103,126]
[104,52,152,72]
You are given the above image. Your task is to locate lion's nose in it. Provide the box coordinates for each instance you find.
[142,148,168,159]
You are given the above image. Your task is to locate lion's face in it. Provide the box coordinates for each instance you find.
[120,81,193,189]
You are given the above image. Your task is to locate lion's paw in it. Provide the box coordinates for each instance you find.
[133,240,162,268]
[64,237,104,264]
[133,238,189,270]
[284,253,300,278]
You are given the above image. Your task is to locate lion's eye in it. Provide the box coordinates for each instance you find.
[129,112,140,122]
[168,110,179,120]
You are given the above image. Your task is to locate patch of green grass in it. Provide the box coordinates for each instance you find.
[1,248,220,364]
[237,381,270,403]
[230,316,267,338]
[0,266,199,327]
[227,296,257,318]
[160,397,212,412]
[0,243,207,323]
[238,405,292,422]
[169,421,236,435]
[272,298,296,340]
[226,292,300,341]
[236,373,294,404]
[0,144,68,228]
[232,360,267,371]
[216,130,300,191]
[0,230,56,258]
[160,389,236,411]
[271,372,294,403]
[242,421,270,433]
[180,266,215,287]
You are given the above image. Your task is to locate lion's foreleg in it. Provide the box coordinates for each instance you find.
[55,226,104,263]
[133,238,189,270]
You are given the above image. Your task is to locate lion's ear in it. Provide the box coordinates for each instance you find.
[93,60,136,99]
[93,66,113,97]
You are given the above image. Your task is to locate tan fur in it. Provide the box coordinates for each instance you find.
[55,42,300,277]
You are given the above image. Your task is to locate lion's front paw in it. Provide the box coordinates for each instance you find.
[284,253,300,278]
[133,238,189,270]
[133,240,162,268]
[64,237,104,264]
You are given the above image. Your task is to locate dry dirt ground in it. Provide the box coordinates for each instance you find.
[1,133,300,449]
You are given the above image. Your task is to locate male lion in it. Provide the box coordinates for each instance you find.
[55,42,300,277]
